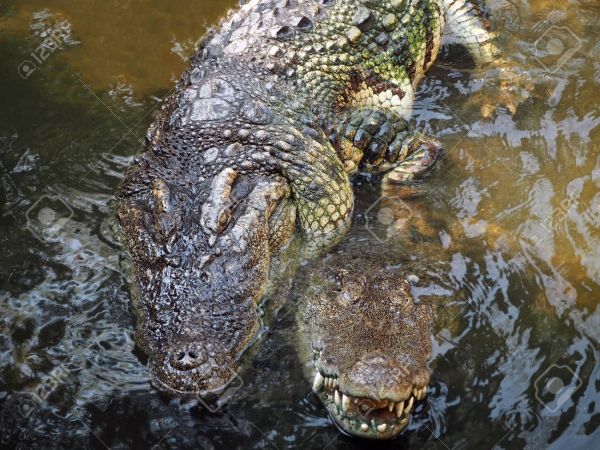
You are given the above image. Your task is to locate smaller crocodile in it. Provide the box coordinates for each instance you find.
[293,216,447,439]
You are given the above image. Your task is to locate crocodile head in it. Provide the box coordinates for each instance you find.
[118,164,295,395]
[295,248,434,439]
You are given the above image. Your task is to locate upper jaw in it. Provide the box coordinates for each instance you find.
[311,368,429,439]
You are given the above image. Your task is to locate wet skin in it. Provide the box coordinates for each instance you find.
[117,0,524,394]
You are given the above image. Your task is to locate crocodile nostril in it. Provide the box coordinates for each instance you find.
[169,345,205,370]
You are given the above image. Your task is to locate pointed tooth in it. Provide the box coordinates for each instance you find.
[395,401,404,417]
[388,402,395,412]
[422,385,427,397]
[342,394,350,411]
[406,396,414,413]
[360,422,369,432]
[334,389,341,405]
[312,372,324,392]
[413,387,418,398]
[377,423,387,432]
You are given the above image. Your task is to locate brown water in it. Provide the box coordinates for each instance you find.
[0,0,598,448]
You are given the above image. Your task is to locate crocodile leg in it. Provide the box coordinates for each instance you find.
[383,133,444,185]
[443,0,500,65]
[442,0,533,116]
[277,136,354,252]
[332,106,443,184]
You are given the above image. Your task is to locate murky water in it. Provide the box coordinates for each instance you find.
[0,0,598,448]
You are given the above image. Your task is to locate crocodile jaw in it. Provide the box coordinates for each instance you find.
[311,367,429,439]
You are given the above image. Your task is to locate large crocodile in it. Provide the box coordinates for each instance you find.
[117,0,524,394]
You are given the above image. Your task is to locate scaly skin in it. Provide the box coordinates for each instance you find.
[117,0,511,394]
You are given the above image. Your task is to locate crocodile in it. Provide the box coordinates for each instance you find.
[117,0,525,394]
[293,221,446,439]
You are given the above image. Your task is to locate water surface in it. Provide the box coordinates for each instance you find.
[0,0,598,448]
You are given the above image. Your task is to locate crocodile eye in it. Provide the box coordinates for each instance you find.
[334,279,343,292]
[329,273,343,291]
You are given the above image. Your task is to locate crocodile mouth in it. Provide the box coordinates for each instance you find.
[311,369,428,439]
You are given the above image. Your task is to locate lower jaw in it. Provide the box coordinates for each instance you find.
[152,373,196,395]
[325,401,409,440]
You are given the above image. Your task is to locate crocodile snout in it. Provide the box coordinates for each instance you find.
[337,352,429,403]
[150,340,236,395]
[168,343,207,371]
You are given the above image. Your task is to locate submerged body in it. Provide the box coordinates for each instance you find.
[118,0,518,394]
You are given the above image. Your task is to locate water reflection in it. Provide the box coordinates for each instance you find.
[0,0,598,448]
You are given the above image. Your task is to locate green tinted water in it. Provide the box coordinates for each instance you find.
[0,0,598,448]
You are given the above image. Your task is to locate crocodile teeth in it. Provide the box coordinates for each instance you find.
[422,386,427,397]
[334,389,341,406]
[312,372,324,392]
[377,423,387,432]
[360,423,369,432]
[395,401,404,417]
[406,396,414,413]
[388,402,395,412]
[413,387,419,398]
[342,394,350,411]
